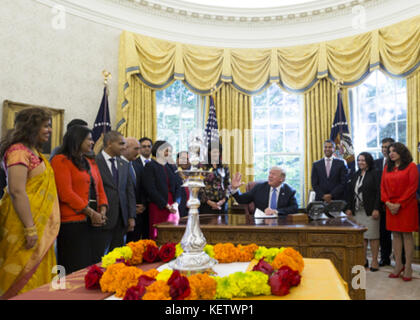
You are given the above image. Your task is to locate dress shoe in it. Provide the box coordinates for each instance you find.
[379,259,391,267]
[370,267,379,272]
[388,267,405,278]
[402,276,412,282]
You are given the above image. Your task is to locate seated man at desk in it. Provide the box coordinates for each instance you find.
[230,166,298,216]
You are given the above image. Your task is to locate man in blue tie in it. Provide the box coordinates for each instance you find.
[230,166,298,216]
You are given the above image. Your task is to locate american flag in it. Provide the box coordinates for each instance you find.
[92,86,112,143]
[330,90,355,173]
[204,96,219,146]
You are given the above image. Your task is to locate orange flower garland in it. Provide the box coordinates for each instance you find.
[96,240,304,300]
[237,244,259,262]
[271,248,304,273]
[100,262,159,298]
[185,273,217,300]
[142,280,171,300]
[127,240,158,265]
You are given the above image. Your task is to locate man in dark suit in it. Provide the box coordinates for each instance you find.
[230,166,298,216]
[374,137,395,266]
[311,139,348,202]
[131,137,153,239]
[94,131,136,261]
[122,137,144,243]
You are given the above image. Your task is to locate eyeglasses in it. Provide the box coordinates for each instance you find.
[141,145,152,148]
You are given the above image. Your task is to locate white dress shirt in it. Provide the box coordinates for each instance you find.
[140,155,151,167]
[102,150,117,177]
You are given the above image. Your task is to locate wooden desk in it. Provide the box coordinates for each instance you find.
[156,214,367,300]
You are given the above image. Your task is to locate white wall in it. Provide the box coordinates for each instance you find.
[0,0,121,132]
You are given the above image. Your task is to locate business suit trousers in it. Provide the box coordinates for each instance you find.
[126,213,142,243]
[90,213,126,263]
[57,221,92,275]
[379,210,392,261]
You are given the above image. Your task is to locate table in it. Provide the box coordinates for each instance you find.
[11,258,349,300]
[156,214,366,300]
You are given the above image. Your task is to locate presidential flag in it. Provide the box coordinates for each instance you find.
[330,90,355,173]
[204,95,219,146]
[92,86,111,143]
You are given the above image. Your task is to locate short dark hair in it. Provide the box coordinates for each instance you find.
[103,130,123,147]
[67,119,88,131]
[387,142,413,172]
[324,139,336,148]
[357,152,374,171]
[139,137,153,145]
[381,137,395,144]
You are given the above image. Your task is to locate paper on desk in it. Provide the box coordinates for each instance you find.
[254,208,278,218]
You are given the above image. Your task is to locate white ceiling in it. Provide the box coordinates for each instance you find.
[35,0,420,48]
[180,0,319,9]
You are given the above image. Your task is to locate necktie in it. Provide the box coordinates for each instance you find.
[270,188,277,210]
[145,159,150,165]
[129,162,136,186]
[109,158,119,186]
[326,158,332,178]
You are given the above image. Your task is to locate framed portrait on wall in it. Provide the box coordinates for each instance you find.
[1,100,65,157]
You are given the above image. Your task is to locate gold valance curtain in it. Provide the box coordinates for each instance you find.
[117,15,420,117]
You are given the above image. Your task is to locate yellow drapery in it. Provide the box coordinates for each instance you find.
[406,70,420,260]
[205,84,254,188]
[117,15,420,99]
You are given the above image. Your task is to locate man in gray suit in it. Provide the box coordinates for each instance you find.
[93,131,136,262]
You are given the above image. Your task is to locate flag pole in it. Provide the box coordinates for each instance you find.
[102,70,111,135]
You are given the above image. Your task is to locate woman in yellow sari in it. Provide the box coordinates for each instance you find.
[0,107,60,299]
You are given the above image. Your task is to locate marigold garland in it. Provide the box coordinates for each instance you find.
[142,280,171,300]
[271,248,304,273]
[185,273,217,300]
[127,240,157,265]
[94,239,305,300]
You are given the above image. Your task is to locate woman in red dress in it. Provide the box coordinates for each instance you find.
[381,142,419,281]
[143,140,181,240]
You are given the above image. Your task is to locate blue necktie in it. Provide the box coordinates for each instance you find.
[270,188,277,209]
[109,158,119,186]
[129,162,136,186]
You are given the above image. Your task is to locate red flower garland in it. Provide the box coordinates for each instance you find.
[84,265,104,290]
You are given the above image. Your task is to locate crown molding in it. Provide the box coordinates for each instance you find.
[35,0,420,47]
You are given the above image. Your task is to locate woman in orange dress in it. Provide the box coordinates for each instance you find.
[0,108,60,299]
[381,142,419,281]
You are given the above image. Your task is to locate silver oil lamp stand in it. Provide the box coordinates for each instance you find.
[168,136,217,273]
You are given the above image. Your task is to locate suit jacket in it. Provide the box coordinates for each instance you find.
[132,157,147,205]
[373,157,388,214]
[346,169,381,216]
[166,163,188,217]
[51,155,108,223]
[311,158,348,201]
[232,182,298,216]
[142,159,181,209]
[95,153,136,230]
